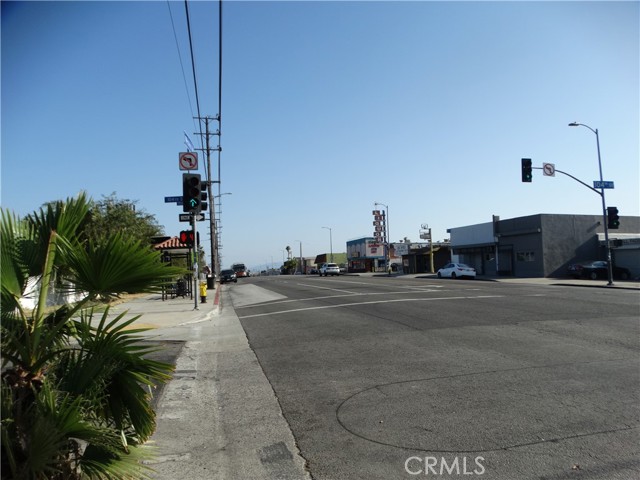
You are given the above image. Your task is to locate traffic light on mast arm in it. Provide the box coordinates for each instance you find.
[182,173,202,212]
[607,206,620,229]
[521,158,532,183]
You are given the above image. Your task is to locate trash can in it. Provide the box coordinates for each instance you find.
[207,275,214,289]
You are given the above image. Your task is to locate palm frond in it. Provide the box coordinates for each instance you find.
[80,441,156,480]
[2,194,173,479]
[0,209,31,313]
[55,309,173,441]
[2,380,117,480]
[61,233,185,300]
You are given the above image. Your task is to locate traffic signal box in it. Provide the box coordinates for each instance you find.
[179,230,200,247]
[200,183,208,212]
[607,206,620,229]
[182,173,202,212]
[521,158,532,183]
[179,230,194,247]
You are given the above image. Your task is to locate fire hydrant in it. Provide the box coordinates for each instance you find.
[199,281,207,303]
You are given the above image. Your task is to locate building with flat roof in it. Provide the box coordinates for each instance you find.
[448,214,640,278]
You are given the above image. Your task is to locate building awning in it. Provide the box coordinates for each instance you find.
[153,236,191,252]
[598,233,640,249]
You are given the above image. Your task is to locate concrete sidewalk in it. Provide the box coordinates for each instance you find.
[114,286,310,480]
[106,288,221,330]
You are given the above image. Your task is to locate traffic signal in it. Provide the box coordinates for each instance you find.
[182,173,202,212]
[179,230,195,247]
[607,206,620,229]
[200,182,208,212]
[521,158,532,183]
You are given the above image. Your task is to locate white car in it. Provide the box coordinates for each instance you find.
[437,263,476,279]
[319,263,340,276]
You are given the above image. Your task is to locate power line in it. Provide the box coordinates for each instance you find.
[170,0,224,274]
[166,0,199,138]
[184,0,206,178]
[217,0,223,190]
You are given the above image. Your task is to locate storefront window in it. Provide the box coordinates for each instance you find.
[517,251,535,262]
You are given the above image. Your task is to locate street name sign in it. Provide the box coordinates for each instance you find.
[165,196,183,203]
[179,213,205,222]
[593,181,614,189]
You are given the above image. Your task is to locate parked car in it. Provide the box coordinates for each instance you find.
[566,260,631,280]
[437,263,476,279]
[220,269,237,284]
[319,263,340,276]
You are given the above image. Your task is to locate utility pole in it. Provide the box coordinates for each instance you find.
[195,116,221,282]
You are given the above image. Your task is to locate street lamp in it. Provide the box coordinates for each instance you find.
[568,122,613,285]
[374,202,390,273]
[322,226,333,263]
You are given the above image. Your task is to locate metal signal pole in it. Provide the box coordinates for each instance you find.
[192,212,199,310]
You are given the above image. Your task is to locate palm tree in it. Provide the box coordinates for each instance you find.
[1,193,186,479]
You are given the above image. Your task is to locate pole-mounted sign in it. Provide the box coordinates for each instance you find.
[179,213,205,222]
[179,152,198,171]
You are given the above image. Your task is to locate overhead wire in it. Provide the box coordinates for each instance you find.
[168,0,223,270]
[184,0,207,179]
[166,0,199,141]
[217,0,223,197]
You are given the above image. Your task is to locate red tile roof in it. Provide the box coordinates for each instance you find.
[153,236,190,250]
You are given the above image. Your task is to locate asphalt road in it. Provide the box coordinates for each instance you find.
[230,275,640,480]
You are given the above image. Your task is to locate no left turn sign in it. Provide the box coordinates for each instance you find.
[179,152,198,171]
[543,163,555,177]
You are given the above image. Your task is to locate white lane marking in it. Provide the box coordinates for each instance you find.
[299,278,447,290]
[238,295,505,319]
[234,289,448,309]
[295,282,358,294]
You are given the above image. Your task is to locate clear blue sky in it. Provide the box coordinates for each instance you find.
[2,1,638,272]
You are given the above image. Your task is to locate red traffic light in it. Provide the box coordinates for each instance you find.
[179,230,195,246]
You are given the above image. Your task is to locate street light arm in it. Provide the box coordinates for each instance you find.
[568,122,597,135]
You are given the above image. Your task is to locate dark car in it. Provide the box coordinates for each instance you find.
[220,269,237,284]
[566,260,631,280]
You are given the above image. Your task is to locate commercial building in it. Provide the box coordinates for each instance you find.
[347,237,401,272]
[448,214,640,278]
